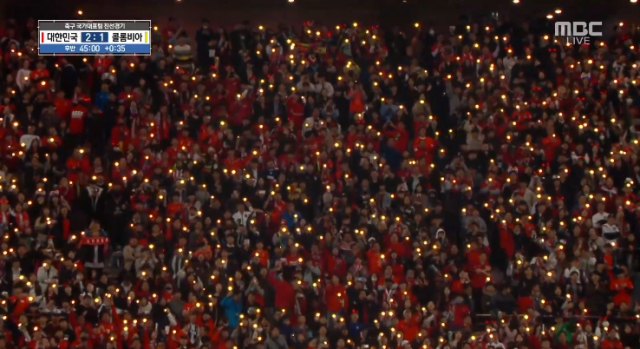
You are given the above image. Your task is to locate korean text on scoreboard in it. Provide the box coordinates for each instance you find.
[38,20,152,56]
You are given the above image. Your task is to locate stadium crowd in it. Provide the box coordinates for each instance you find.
[0,9,638,349]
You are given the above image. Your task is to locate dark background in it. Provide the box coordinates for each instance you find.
[1,0,638,35]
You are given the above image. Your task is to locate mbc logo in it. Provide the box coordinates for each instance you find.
[554,22,603,45]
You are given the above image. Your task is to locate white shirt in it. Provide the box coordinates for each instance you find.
[315,81,334,96]
[173,44,192,60]
[19,135,40,150]
[591,212,609,228]
[601,223,620,243]
[563,266,581,280]
[232,209,254,227]
[265,44,282,57]
[171,255,185,277]
[86,187,104,211]
[37,266,58,291]
[11,267,22,281]
[16,69,31,91]
[302,117,315,135]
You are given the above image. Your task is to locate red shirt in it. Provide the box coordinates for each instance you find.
[286,97,305,129]
[44,135,63,149]
[470,262,491,289]
[66,156,91,184]
[466,249,481,267]
[385,128,409,152]
[499,228,515,258]
[413,136,436,162]
[111,125,131,150]
[177,136,194,152]
[229,99,253,125]
[268,271,295,310]
[166,202,184,218]
[54,97,72,121]
[93,56,112,74]
[11,296,30,319]
[397,319,419,342]
[450,303,470,327]
[223,157,245,173]
[542,136,561,161]
[30,68,50,82]
[254,250,269,268]
[347,89,365,113]
[69,104,88,134]
[367,250,382,275]
[610,277,633,306]
[325,284,348,312]
[601,339,623,349]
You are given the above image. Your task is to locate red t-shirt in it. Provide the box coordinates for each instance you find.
[286,97,305,129]
[542,136,561,161]
[30,68,50,82]
[54,97,72,121]
[93,57,112,74]
[69,105,88,134]
[325,284,348,312]
[470,262,491,289]
[397,319,419,342]
[11,296,30,319]
[166,202,183,218]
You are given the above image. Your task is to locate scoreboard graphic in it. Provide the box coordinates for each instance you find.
[38,20,152,56]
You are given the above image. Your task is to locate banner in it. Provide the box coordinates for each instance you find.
[297,42,328,55]
[81,236,109,245]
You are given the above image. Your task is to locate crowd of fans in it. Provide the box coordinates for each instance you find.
[0,8,638,349]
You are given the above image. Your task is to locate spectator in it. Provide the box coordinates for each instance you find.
[0,9,640,349]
